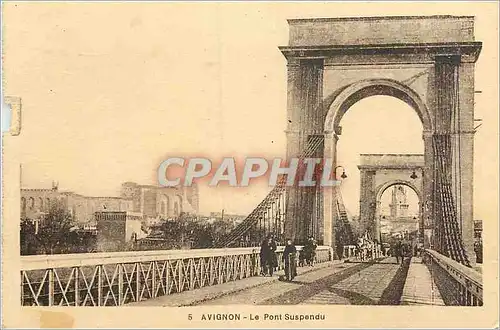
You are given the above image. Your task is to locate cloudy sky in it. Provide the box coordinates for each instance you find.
[4,2,498,220]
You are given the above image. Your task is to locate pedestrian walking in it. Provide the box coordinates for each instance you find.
[401,241,410,264]
[394,239,403,265]
[283,239,297,281]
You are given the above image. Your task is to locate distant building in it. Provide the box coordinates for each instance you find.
[20,181,199,224]
[389,185,410,218]
[380,185,419,235]
[20,184,132,224]
[95,211,147,251]
[121,182,199,218]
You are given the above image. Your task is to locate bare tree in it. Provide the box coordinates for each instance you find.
[36,200,77,254]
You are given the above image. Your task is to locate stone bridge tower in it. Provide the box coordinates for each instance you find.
[280,16,481,262]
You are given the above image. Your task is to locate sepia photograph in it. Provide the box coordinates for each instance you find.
[1,1,499,328]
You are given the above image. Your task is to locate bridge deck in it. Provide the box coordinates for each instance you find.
[400,257,445,305]
[129,260,341,307]
[298,257,407,305]
[130,258,448,306]
[131,257,442,306]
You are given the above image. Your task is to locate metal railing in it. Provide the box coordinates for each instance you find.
[21,246,333,306]
[423,249,482,306]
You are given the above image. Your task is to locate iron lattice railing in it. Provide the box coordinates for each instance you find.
[423,249,482,306]
[21,246,333,306]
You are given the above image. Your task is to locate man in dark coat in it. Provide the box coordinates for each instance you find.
[283,239,297,281]
[394,239,403,265]
[260,235,277,276]
[260,238,270,276]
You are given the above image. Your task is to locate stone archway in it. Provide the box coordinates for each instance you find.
[321,80,431,250]
[324,78,432,134]
[376,181,422,243]
[375,180,422,204]
[357,154,424,244]
[281,16,481,262]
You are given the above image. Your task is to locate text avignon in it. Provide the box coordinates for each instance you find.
[201,314,241,321]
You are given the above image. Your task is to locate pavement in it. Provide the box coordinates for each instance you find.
[299,257,407,305]
[400,257,445,306]
[129,256,447,306]
[205,260,374,305]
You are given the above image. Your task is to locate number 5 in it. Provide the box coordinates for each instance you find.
[188,314,193,320]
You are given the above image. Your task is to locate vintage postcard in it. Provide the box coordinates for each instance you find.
[1,1,499,328]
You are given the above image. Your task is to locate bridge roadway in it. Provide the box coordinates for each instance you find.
[131,257,443,306]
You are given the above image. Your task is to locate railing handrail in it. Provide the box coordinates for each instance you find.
[425,248,482,287]
[21,245,332,270]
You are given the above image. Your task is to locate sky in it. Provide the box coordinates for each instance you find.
[3,2,498,220]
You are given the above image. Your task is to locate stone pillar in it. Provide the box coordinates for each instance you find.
[358,169,376,237]
[322,133,338,250]
[422,131,434,249]
[457,131,475,264]
[457,62,476,265]
[374,200,381,243]
[433,55,475,264]
[284,58,324,244]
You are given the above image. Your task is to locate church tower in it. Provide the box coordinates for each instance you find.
[389,185,409,219]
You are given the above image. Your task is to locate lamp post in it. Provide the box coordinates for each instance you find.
[334,166,348,180]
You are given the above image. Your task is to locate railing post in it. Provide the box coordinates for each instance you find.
[48,269,54,306]
[217,258,222,284]
[21,272,24,306]
[74,268,80,307]
[189,259,195,290]
[135,263,140,301]
[97,265,102,306]
[209,258,214,286]
[179,260,184,292]
[166,260,172,294]
[152,261,157,298]
[118,264,123,305]
[200,258,205,285]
